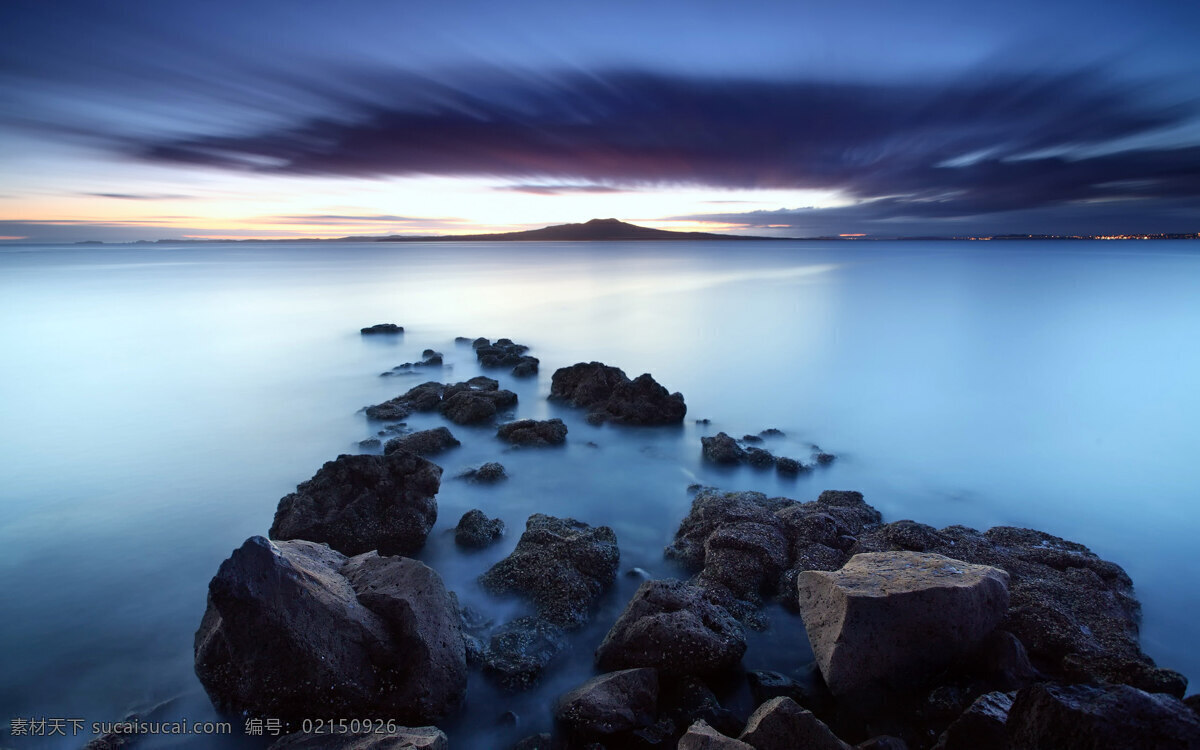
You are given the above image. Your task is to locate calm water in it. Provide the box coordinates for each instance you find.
[2,239,1198,747]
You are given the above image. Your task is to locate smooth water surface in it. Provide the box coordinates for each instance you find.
[2,239,1198,747]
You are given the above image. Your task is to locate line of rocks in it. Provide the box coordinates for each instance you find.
[701,430,834,474]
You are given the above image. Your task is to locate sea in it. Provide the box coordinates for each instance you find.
[1,239,1198,748]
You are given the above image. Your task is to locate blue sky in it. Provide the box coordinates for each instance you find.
[2,0,1198,241]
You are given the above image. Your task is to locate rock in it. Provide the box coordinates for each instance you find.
[746,670,826,710]
[1006,682,1200,749]
[337,553,466,722]
[700,433,746,464]
[455,336,471,343]
[455,509,506,549]
[555,668,659,736]
[550,362,687,425]
[1187,695,1200,715]
[361,324,403,334]
[815,452,836,465]
[774,457,806,475]
[852,522,1185,695]
[930,691,1013,750]
[512,357,539,377]
[461,461,508,483]
[857,738,908,750]
[477,338,533,370]
[196,538,436,722]
[480,514,619,628]
[440,379,518,425]
[744,446,776,468]
[741,434,763,444]
[796,551,1010,695]
[660,675,743,737]
[472,337,490,348]
[760,428,785,437]
[497,418,568,446]
[359,437,381,449]
[511,734,553,750]
[739,697,851,750]
[269,727,447,749]
[365,381,445,420]
[678,720,754,750]
[383,426,460,456]
[269,451,441,557]
[965,629,1038,690]
[595,579,746,676]
[482,615,567,691]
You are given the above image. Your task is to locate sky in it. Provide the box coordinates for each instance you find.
[1,0,1198,242]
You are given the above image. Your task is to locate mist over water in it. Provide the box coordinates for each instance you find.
[2,239,1198,747]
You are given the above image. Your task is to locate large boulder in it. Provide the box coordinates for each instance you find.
[796,551,1010,695]
[454,509,505,549]
[496,418,568,446]
[853,522,1186,695]
[555,668,659,737]
[338,553,467,722]
[383,426,460,456]
[195,537,461,724]
[549,362,686,425]
[269,451,441,557]
[595,579,746,676]
[269,727,446,749]
[479,514,619,628]
[738,697,851,750]
[1006,682,1200,749]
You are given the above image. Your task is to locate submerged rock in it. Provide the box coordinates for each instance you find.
[1006,682,1200,749]
[460,461,507,483]
[481,615,567,692]
[701,432,746,464]
[475,338,538,377]
[269,727,447,749]
[480,514,619,628]
[595,579,746,676]
[269,451,441,557]
[796,551,1010,695]
[555,668,659,737]
[440,377,518,425]
[383,426,460,456]
[455,509,505,549]
[549,361,686,425]
[360,323,403,334]
[365,381,444,420]
[497,418,568,446]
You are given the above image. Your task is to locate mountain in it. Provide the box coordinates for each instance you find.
[375,218,772,242]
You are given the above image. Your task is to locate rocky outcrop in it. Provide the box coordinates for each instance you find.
[497,418,568,446]
[381,350,443,376]
[459,461,507,483]
[365,381,444,420]
[1006,682,1200,749]
[473,337,539,377]
[678,720,754,749]
[269,451,441,557]
[440,377,518,425]
[739,697,851,750]
[383,426,460,456]
[195,537,464,724]
[595,579,746,676]
[269,727,447,749]
[454,509,505,549]
[549,362,687,425]
[699,432,811,472]
[796,551,1010,695]
[360,324,403,334]
[480,514,619,628]
[555,668,659,737]
[481,615,566,691]
[852,522,1187,696]
[700,433,746,464]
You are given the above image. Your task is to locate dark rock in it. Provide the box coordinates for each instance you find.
[455,509,505,549]
[595,579,746,676]
[857,737,908,750]
[359,437,381,449]
[700,433,746,464]
[738,697,851,750]
[461,461,508,483]
[696,418,711,425]
[760,428,785,437]
[660,676,744,738]
[511,356,540,377]
[440,378,518,424]
[550,362,687,425]
[361,324,403,334]
[480,514,619,628]
[1006,682,1200,749]
[965,629,1039,690]
[931,691,1012,750]
[195,537,454,724]
[774,457,806,475]
[1187,694,1200,715]
[482,615,567,691]
[511,734,552,750]
[338,553,467,723]
[497,418,568,446]
[269,727,447,749]
[555,668,659,736]
[455,336,472,343]
[678,720,754,749]
[795,551,1010,695]
[383,426,460,456]
[472,337,490,349]
[741,434,764,444]
[477,338,532,369]
[269,451,441,557]
[747,670,819,709]
[815,452,836,465]
[744,446,776,468]
[365,381,444,420]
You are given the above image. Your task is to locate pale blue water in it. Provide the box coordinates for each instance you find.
[1,239,1198,747]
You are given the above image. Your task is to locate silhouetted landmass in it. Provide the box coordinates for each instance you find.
[375,218,771,242]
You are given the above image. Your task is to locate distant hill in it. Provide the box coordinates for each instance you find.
[375,218,772,242]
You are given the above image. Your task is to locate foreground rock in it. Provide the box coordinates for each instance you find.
[497,418,568,446]
[480,514,619,628]
[796,551,1010,695]
[549,362,687,425]
[853,521,1187,695]
[383,426,460,456]
[739,697,851,750]
[195,537,464,724]
[454,509,505,548]
[555,668,659,738]
[269,726,447,749]
[360,323,403,334]
[1006,682,1200,749]
[269,451,441,556]
[595,579,746,676]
